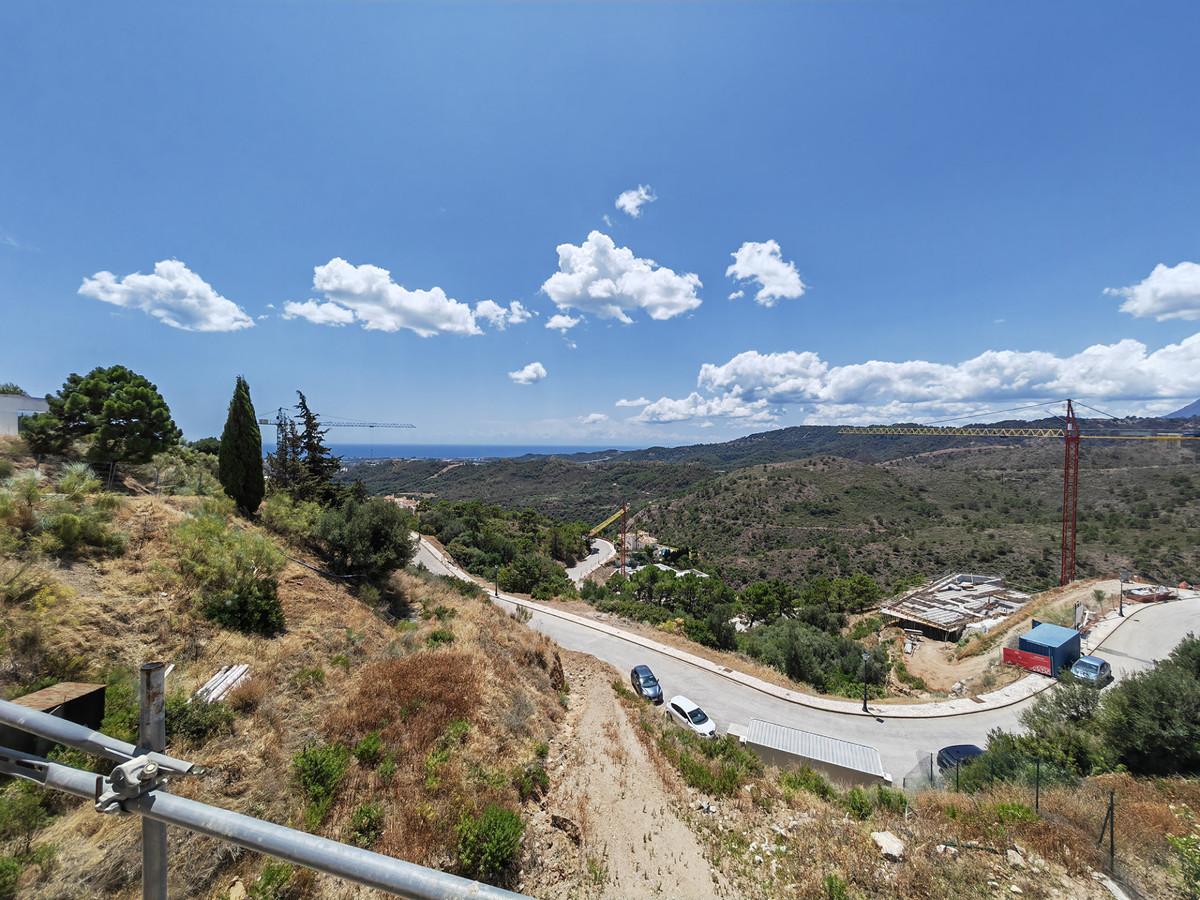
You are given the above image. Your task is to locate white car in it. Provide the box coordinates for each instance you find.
[666,695,717,739]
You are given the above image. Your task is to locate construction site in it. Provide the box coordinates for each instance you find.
[881,573,1031,641]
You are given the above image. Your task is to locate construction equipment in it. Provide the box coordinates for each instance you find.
[257,408,414,429]
[590,504,628,573]
[841,399,1200,586]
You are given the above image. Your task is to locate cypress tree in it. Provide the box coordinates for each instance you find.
[218,376,265,515]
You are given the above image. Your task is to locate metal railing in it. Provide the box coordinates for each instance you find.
[0,666,528,900]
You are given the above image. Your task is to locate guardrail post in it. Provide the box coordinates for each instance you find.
[139,662,168,900]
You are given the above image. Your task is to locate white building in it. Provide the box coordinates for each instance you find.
[0,393,49,437]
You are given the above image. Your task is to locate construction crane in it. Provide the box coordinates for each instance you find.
[590,504,628,573]
[257,409,415,430]
[840,399,1200,586]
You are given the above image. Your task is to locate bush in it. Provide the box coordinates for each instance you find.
[174,512,285,635]
[261,493,322,543]
[0,783,51,855]
[842,787,873,820]
[248,861,294,900]
[456,804,524,886]
[427,628,455,648]
[513,762,549,801]
[658,730,762,797]
[165,694,234,744]
[353,731,384,767]
[874,784,907,814]
[317,498,415,580]
[292,743,350,828]
[779,765,835,801]
[347,803,384,847]
[0,857,19,900]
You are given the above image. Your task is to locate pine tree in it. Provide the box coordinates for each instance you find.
[218,376,265,515]
[294,391,342,504]
[265,409,303,492]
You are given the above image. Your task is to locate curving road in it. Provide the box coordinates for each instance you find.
[565,538,616,584]
[415,538,1199,781]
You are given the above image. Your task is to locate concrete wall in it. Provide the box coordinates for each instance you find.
[742,741,890,788]
[0,394,49,437]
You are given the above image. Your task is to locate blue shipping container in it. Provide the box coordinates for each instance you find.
[1018,621,1082,677]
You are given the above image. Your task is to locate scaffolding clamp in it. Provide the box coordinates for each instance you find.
[95,753,191,815]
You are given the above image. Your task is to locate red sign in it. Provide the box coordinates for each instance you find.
[1003,647,1053,676]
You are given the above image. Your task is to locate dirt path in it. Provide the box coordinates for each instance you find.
[520,653,725,899]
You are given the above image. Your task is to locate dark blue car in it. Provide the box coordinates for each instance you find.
[630,665,663,704]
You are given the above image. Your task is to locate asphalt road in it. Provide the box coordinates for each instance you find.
[415,539,1199,781]
[565,538,616,584]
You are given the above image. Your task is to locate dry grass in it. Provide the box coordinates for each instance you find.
[1,483,567,899]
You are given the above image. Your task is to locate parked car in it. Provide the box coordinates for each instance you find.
[1069,655,1113,686]
[630,664,663,704]
[666,695,717,738]
[936,744,984,771]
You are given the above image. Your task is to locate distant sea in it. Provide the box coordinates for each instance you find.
[263,443,634,461]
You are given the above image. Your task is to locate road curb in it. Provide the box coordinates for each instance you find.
[419,538,1058,720]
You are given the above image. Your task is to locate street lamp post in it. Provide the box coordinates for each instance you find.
[1119,569,1128,618]
[861,651,870,714]
[494,567,499,598]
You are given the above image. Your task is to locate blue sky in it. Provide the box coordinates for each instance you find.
[3,1,1199,444]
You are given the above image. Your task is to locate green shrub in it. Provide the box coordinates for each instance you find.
[842,787,873,820]
[0,460,12,480]
[347,803,384,847]
[424,719,471,789]
[317,498,415,580]
[874,784,907,814]
[165,693,234,744]
[261,492,323,543]
[174,512,285,635]
[248,861,294,900]
[0,782,51,855]
[779,766,835,801]
[292,667,325,691]
[822,873,851,900]
[658,731,762,797]
[427,628,455,648]
[0,856,20,900]
[989,801,1037,825]
[292,743,350,828]
[456,804,524,886]
[1167,808,1200,897]
[378,753,397,783]
[513,762,549,801]
[353,731,384,767]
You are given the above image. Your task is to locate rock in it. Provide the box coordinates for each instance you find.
[936,844,959,858]
[228,880,247,900]
[1007,848,1026,869]
[1009,887,1023,895]
[550,814,581,845]
[871,831,906,862]
[753,854,764,864]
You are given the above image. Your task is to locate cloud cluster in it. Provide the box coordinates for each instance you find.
[542,231,702,323]
[615,184,656,218]
[79,260,254,332]
[725,240,806,307]
[474,299,533,330]
[280,258,483,337]
[1107,261,1200,322]
[635,333,1200,425]
[579,412,609,425]
[545,313,581,332]
[508,361,548,385]
[615,397,650,407]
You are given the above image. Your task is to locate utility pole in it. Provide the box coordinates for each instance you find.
[861,651,870,714]
[138,663,168,900]
[1119,569,1129,618]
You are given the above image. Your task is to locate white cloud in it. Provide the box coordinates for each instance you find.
[615,184,656,219]
[1107,261,1200,321]
[545,313,581,332]
[728,290,745,300]
[634,391,776,424]
[542,231,702,322]
[474,299,533,330]
[615,397,650,408]
[293,257,481,337]
[283,300,356,326]
[725,240,806,307]
[579,412,609,425]
[79,259,254,332]
[508,361,548,385]
[638,333,1200,425]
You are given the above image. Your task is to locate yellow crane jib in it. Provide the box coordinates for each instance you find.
[589,508,625,538]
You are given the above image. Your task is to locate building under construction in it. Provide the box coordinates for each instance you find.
[881,573,1031,641]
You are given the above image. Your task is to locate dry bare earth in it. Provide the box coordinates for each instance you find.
[520,653,726,899]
